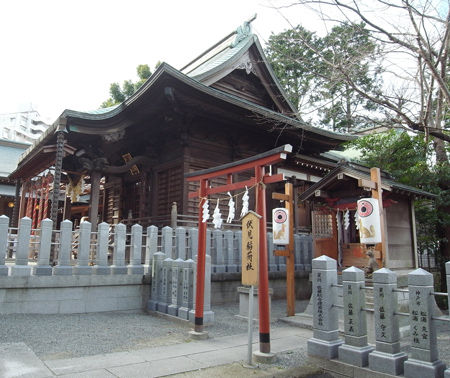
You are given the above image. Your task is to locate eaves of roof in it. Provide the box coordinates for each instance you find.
[299,163,436,201]
[13,63,354,173]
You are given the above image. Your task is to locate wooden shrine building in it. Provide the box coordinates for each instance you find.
[9,19,353,230]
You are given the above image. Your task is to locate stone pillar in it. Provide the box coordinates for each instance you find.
[94,222,111,275]
[224,230,237,273]
[73,221,92,275]
[0,215,9,275]
[128,224,144,275]
[53,219,73,275]
[10,217,32,276]
[147,252,165,311]
[161,226,173,258]
[33,218,53,275]
[235,230,242,273]
[50,130,65,226]
[338,266,374,367]
[158,257,173,313]
[144,225,158,274]
[188,227,198,260]
[369,268,407,375]
[403,268,446,377]
[168,258,184,316]
[189,254,214,324]
[175,227,186,260]
[178,259,195,319]
[307,255,343,359]
[212,229,225,273]
[111,223,127,274]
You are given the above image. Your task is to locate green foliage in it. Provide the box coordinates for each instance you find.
[101,64,153,108]
[265,22,382,132]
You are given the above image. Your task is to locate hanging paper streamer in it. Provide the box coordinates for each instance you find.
[240,186,249,217]
[212,199,223,229]
[354,210,360,230]
[226,191,235,223]
[202,199,209,223]
[344,209,350,230]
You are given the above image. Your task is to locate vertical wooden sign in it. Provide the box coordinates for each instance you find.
[241,211,261,286]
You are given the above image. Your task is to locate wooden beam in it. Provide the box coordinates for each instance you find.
[274,249,290,257]
[272,192,289,201]
[358,178,376,190]
[371,167,386,267]
[314,189,329,198]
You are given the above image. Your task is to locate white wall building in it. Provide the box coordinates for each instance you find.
[0,110,49,143]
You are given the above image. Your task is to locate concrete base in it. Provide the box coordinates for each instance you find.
[147,299,158,311]
[157,303,168,314]
[111,266,127,274]
[93,266,111,275]
[178,306,190,320]
[167,304,178,316]
[73,266,93,275]
[189,330,209,340]
[404,358,446,378]
[53,266,73,276]
[369,350,408,376]
[0,266,8,275]
[253,351,276,364]
[189,309,215,324]
[9,265,32,276]
[338,343,374,367]
[33,265,53,276]
[307,337,343,359]
[213,265,226,273]
[128,265,144,275]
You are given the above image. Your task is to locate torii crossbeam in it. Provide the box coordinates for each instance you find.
[185,144,292,354]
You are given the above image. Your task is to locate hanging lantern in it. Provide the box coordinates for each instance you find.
[357,198,382,244]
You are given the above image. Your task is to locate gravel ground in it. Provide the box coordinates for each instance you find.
[0,298,448,375]
[0,300,308,361]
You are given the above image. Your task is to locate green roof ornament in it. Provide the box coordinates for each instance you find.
[231,14,257,48]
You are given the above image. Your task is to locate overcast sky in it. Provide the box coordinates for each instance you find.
[0,0,316,123]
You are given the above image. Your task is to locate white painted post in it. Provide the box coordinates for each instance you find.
[111,223,127,274]
[0,215,10,275]
[94,222,111,275]
[34,218,53,275]
[10,217,32,276]
[128,224,144,275]
[307,255,343,359]
[403,269,446,378]
[369,268,407,375]
[53,219,74,275]
[73,221,92,275]
[144,225,158,274]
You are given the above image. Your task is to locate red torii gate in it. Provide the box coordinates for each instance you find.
[185,144,292,354]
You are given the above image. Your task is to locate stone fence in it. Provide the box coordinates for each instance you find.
[0,215,313,315]
[307,255,450,378]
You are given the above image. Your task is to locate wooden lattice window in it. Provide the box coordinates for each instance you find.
[312,211,333,238]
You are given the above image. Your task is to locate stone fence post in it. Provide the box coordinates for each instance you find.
[178,259,195,319]
[144,225,158,274]
[161,226,173,258]
[94,222,111,275]
[404,269,446,378]
[147,251,165,311]
[212,229,225,273]
[111,223,127,274]
[10,217,32,276]
[168,258,184,316]
[307,255,343,359]
[0,215,9,275]
[188,227,198,261]
[158,257,173,313]
[128,224,144,275]
[53,219,74,275]
[369,268,407,375]
[189,254,214,324]
[338,266,374,367]
[224,230,237,273]
[73,221,92,275]
[175,227,186,260]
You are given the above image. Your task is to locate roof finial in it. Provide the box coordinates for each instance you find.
[232,14,257,47]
